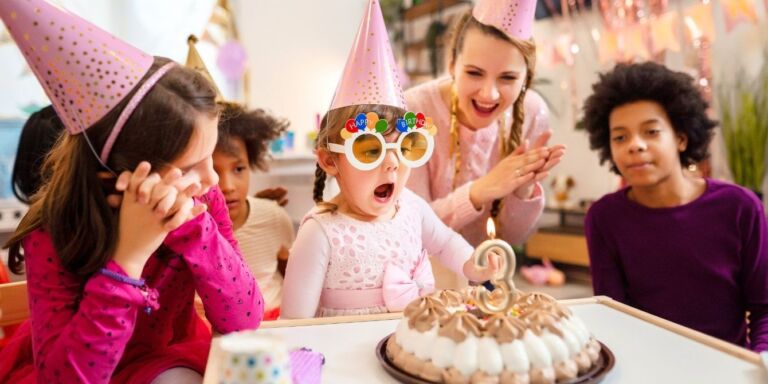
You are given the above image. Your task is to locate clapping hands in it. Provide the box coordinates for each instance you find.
[469,130,566,209]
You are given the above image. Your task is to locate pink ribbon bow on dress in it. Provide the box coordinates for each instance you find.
[382,251,436,311]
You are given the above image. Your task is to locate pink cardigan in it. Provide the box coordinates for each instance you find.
[405,78,549,246]
[1,186,263,383]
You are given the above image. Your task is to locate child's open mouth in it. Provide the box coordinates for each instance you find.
[373,183,394,203]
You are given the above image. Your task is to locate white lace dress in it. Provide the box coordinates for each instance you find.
[281,188,474,318]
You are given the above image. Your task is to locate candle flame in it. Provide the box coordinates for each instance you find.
[486,218,496,239]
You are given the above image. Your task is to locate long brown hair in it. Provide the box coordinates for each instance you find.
[313,104,407,214]
[4,57,219,277]
[445,9,537,156]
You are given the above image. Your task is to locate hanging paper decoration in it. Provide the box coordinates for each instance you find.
[598,0,668,31]
[681,3,714,103]
[598,0,639,30]
[540,0,581,132]
[721,0,757,33]
[693,37,713,102]
[684,16,703,41]
[647,0,669,19]
[649,11,680,55]
[684,2,716,43]
[553,34,576,66]
[621,24,650,61]
[593,0,667,64]
[537,40,557,68]
[597,29,621,64]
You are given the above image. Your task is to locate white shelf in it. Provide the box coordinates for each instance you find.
[269,152,316,162]
[0,200,26,233]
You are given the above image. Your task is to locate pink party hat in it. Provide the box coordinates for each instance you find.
[0,0,154,135]
[330,0,406,110]
[473,0,537,40]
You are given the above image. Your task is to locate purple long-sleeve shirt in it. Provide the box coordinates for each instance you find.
[585,179,768,351]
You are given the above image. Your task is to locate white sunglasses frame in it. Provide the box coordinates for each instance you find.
[328,129,435,171]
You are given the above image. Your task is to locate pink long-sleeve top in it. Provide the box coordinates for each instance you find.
[281,188,474,319]
[405,78,549,246]
[0,186,263,383]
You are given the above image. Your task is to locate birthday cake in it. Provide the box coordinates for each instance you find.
[385,288,602,383]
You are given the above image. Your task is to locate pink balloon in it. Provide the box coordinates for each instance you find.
[217,40,248,80]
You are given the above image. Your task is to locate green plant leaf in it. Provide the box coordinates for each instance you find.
[718,55,768,192]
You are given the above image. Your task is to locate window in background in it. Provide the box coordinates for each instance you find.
[0,119,23,201]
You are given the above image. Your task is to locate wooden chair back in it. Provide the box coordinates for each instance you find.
[0,281,29,327]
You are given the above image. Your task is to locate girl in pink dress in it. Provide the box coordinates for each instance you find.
[0,1,263,383]
[281,0,501,319]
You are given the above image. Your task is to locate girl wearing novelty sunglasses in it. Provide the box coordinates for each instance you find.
[282,105,504,319]
[281,1,502,319]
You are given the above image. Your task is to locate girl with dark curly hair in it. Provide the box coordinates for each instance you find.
[213,102,293,321]
[582,61,768,352]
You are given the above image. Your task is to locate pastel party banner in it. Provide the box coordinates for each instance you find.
[683,2,716,43]
[649,11,680,55]
[553,33,575,66]
[621,24,650,61]
[536,40,557,68]
[721,0,757,33]
[598,30,620,64]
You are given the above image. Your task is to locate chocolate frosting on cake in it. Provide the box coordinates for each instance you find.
[404,296,450,332]
[389,288,604,383]
[484,314,527,343]
[438,311,483,342]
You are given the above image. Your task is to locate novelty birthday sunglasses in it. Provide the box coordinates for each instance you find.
[328,111,437,171]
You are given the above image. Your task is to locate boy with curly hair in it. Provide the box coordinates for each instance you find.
[582,62,768,351]
[213,103,293,320]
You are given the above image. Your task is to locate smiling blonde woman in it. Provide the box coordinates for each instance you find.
[405,0,566,288]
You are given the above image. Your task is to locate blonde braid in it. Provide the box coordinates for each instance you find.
[505,89,526,156]
[450,83,461,190]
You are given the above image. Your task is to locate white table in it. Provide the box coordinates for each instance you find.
[203,296,767,383]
